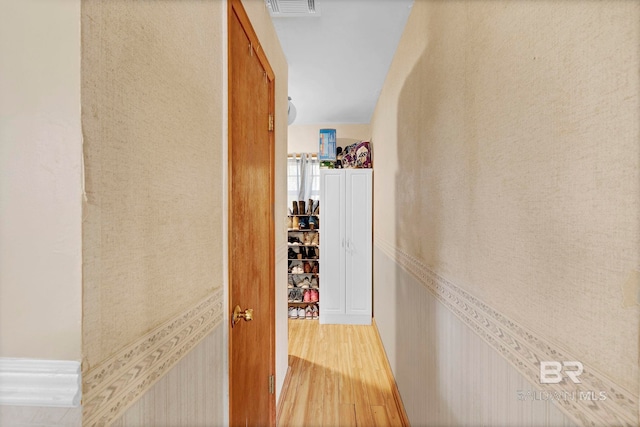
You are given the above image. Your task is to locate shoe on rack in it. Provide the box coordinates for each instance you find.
[292,201,299,216]
[298,216,308,230]
[303,262,311,273]
[288,307,298,319]
[305,305,313,320]
[288,235,301,245]
[303,232,311,245]
[307,199,314,215]
[288,289,296,302]
[307,247,317,259]
[311,262,318,274]
[288,248,298,260]
[312,200,320,215]
[308,216,317,230]
[310,289,319,302]
[303,289,311,303]
[310,277,319,289]
[298,201,306,216]
[288,276,296,288]
[292,216,299,229]
[300,278,311,289]
[311,231,319,245]
[311,305,319,319]
[286,216,293,229]
[293,288,303,303]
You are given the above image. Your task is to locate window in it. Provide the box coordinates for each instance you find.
[287,155,320,210]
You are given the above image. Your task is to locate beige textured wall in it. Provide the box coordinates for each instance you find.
[240,0,290,401]
[372,0,639,412]
[81,0,224,369]
[288,123,371,153]
[0,0,82,359]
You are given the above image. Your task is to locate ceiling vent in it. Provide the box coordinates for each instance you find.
[266,0,320,17]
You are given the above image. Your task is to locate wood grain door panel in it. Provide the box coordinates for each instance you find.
[229,1,275,425]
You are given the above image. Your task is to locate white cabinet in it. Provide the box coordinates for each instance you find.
[319,169,372,325]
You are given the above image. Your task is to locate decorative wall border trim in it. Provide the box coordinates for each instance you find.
[0,358,81,407]
[375,237,637,427]
[82,288,224,427]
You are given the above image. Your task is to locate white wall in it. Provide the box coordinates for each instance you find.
[0,0,82,360]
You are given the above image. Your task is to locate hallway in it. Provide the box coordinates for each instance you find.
[277,320,408,427]
[1,1,638,426]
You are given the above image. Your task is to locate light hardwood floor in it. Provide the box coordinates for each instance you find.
[277,320,409,427]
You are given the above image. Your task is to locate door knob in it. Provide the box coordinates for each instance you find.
[232,305,254,327]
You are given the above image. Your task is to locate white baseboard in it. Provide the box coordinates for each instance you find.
[0,358,81,407]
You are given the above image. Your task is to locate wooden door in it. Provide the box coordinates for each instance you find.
[229,0,275,425]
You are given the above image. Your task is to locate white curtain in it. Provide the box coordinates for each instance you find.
[287,154,320,209]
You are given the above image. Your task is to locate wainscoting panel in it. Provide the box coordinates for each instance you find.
[0,406,81,427]
[109,323,225,427]
[83,289,224,427]
[375,241,598,427]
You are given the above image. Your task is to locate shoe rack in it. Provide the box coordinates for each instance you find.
[287,199,320,320]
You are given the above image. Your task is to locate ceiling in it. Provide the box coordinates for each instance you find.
[268,0,414,125]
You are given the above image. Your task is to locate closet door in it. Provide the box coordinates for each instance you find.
[319,170,345,321]
[345,169,372,323]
